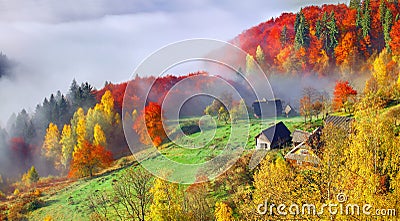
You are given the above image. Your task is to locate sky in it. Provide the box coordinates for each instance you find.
[0,0,348,126]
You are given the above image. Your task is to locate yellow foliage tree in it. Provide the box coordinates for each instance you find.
[93,124,106,148]
[245,53,256,75]
[149,177,183,221]
[60,124,75,171]
[42,123,62,170]
[214,202,234,221]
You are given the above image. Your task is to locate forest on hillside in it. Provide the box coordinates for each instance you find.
[0,0,400,220]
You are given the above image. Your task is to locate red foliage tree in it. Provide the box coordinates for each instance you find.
[9,137,34,174]
[133,102,167,147]
[333,81,357,111]
[69,141,113,178]
[390,20,400,56]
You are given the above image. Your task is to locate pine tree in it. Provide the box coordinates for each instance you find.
[22,166,39,186]
[380,0,387,27]
[327,11,339,53]
[280,25,288,47]
[349,0,361,9]
[361,0,371,37]
[384,9,394,49]
[315,20,322,38]
[294,11,310,50]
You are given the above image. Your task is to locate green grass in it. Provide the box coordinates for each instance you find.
[28,116,308,220]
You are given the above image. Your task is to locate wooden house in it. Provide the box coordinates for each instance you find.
[255,122,291,150]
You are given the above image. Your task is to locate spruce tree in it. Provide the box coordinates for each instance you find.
[280,25,288,47]
[349,0,361,9]
[294,12,310,50]
[327,11,339,52]
[384,9,394,49]
[361,0,371,38]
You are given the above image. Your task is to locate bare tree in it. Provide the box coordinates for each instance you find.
[300,87,318,123]
[87,167,153,221]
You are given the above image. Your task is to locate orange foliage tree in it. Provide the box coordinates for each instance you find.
[69,141,112,178]
[333,81,357,112]
[133,102,167,147]
[390,20,400,56]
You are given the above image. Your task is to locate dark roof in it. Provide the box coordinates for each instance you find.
[292,129,311,143]
[256,122,291,143]
[324,115,354,130]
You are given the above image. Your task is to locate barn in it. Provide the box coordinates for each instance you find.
[252,99,283,118]
[255,122,291,150]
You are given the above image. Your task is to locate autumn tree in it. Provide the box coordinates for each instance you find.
[114,167,153,221]
[87,167,153,221]
[42,123,62,170]
[214,202,234,221]
[335,32,357,73]
[218,106,230,124]
[245,53,256,74]
[69,141,112,178]
[332,81,357,112]
[22,166,39,186]
[255,45,265,64]
[230,99,248,123]
[133,102,167,147]
[185,176,213,221]
[60,124,74,171]
[204,99,223,117]
[299,87,318,123]
[389,20,400,55]
[93,124,106,148]
[149,177,183,221]
[71,108,86,152]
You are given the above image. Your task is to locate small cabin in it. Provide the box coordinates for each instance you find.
[255,122,291,150]
[284,105,298,117]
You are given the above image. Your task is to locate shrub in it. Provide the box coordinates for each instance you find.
[32,189,42,197]
[43,216,53,221]
[0,204,7,221]
[14,189,20,196]
[24,197,45,212]
[0,190,6,200]
[7,201,25,221]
